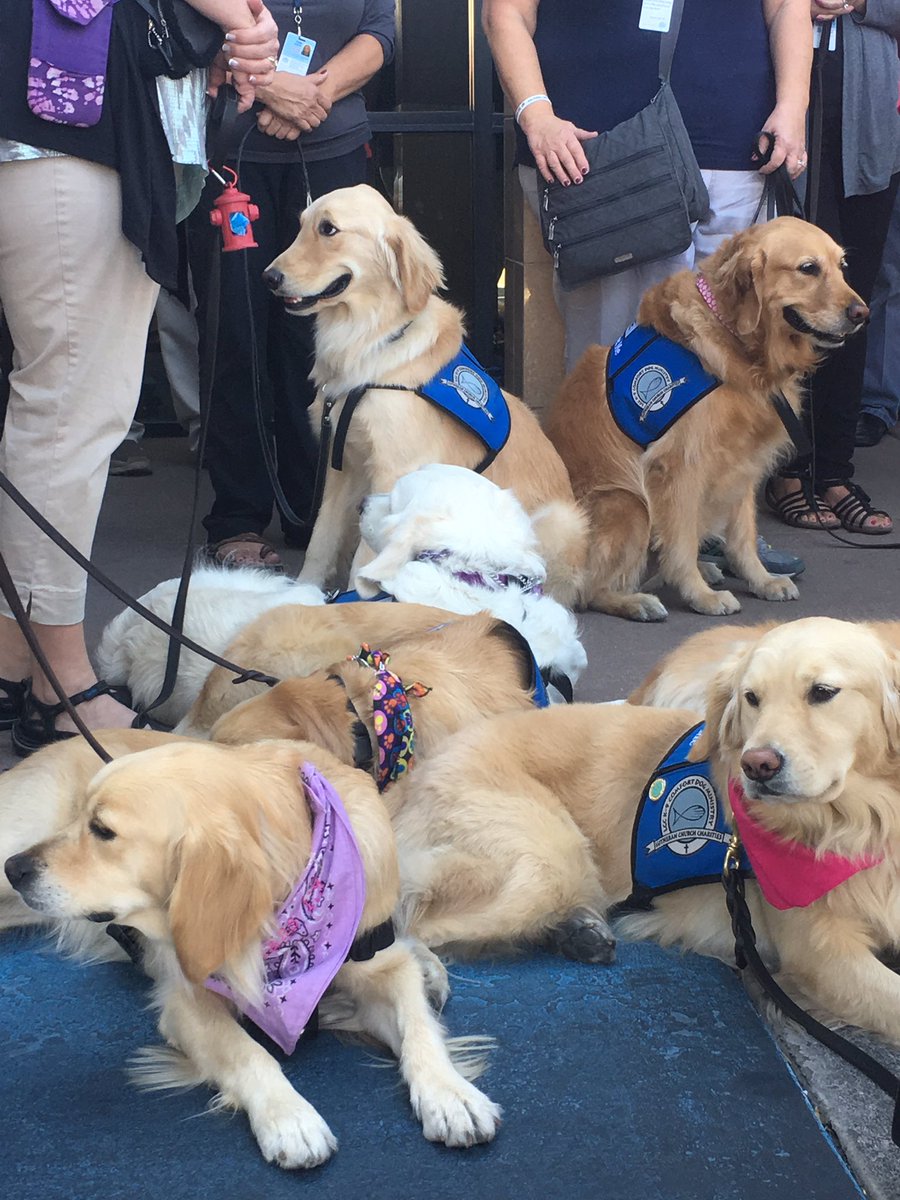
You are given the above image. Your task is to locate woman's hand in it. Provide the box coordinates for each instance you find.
[255,70,332,132]
[811,1,863,21]
[256,110,301,139]
[207,0,280,113]
[758,102,808,178]
[519,103,597,186]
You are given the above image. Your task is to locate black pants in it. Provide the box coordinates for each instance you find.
[190,145,367,546]
[789,45,899,485]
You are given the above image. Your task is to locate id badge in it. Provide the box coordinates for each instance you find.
[277,31,317,76]
[639,0,673,32]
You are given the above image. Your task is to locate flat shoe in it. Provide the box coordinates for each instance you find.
[11,679,132,758]
[764,478,839,530]
[206,532,283,572]
[822,482,893,536]
[854,412,889,449]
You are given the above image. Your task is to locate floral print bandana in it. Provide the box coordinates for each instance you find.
[28,0,120,128]
[205,764,367,1055]
[352,645,431,791]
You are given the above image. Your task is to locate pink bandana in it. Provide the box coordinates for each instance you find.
[728,779,883,910]
[206,764,366,1054]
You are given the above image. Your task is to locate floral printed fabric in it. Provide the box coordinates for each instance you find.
[28,0,119,128]
[205,765,367,1055]
[352,645,431,791]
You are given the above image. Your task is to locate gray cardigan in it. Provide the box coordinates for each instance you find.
[842,1,900,195]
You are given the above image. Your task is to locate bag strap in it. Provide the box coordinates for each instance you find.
[658,0,685,84]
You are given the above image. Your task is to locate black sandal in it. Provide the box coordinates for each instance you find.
[764,478,839,530]
[0,676,30,731]
[823,482,894,536]
[11,679,132,759]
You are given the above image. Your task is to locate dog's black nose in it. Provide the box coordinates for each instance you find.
[4,851,39,890]
[740,747,784,783]
[847,299,869,325]
[262,267,284,293]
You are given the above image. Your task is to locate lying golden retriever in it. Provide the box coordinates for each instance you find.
[177,599,469,737]
[3,738,500,1168]
[209,613,539,794]
[545,217,868,620]
[263,184,587,608]
[393,618,900,1043]
[630,619,900,713]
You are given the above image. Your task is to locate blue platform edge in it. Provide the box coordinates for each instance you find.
[0,931,861,1200]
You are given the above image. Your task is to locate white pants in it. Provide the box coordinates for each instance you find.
[520,165,766,372]
[0,157,160,623]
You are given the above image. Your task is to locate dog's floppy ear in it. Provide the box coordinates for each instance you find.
[689,646,752,763]
[355,514,451,596]
[710,231,766,336]
[169,808,273,984]
[379,215,444,314]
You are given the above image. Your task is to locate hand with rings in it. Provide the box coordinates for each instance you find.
[757,103,808,179]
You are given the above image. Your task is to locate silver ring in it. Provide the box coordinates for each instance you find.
[266,55,278,66]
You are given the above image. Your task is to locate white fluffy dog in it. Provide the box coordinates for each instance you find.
[356,465,588,686]
[96,567,325,725]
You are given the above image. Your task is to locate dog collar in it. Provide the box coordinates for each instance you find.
[205,764,368,1054]
[728,779,883,910]
[695,274,738,337]
[351,645,430,791]
[415,548,544,596]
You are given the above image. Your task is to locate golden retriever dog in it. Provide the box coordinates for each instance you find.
[176,599,466,737]
[392,618,900,1044]
[263,184,587,608]
[629,619,900,713]
[209,613,539,790]
[3,738,501,1168]
[545,217,868,621]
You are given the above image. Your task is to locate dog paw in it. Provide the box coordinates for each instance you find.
[412,1076,502,1148]
[545,909,616,964]
[250,1096,337,1169]
[407,938,450,1012]
[689,590,741,616]
[754,575,800,603]
[698,560,725,585]
[626,593,668,622]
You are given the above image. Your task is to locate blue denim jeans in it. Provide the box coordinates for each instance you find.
[861,188,900,428]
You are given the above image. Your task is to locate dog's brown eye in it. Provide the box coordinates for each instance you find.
[744,690,759,708]
[89,818,116,841]
[318,220,338,237]
[808,684,840,705]
[797,261,820,276]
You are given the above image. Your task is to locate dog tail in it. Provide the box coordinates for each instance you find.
[530,501,589,609]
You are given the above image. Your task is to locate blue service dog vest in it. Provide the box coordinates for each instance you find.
[607,324,719,448]
[618,723,749,911]
[417,346,510,470]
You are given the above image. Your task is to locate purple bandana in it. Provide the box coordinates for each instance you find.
[28,0,120,128]
[205,765,366,1055]
[415,548,544,596]
[352,645,430,791]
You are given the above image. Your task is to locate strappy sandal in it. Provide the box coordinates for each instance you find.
[0,676,29,731]
[11,679,132,759]
[764,478,839,530]
[207,532,284,572]
[821,482,893,536]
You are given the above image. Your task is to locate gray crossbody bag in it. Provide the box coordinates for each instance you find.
[539,0,709,290]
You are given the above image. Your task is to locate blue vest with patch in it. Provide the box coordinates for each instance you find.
[619,723,749,911]
[417,346,510,471]
[607,324,719,449]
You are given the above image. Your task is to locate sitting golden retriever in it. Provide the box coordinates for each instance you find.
[392,618,900,1044]
[209,613,539,790]
[3,738,500,1168]
[262,184,587,608]
[545,217,868,620]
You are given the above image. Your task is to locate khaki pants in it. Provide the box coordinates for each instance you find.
[0,156,159,623]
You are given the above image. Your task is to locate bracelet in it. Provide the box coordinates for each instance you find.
[514,93,551,125]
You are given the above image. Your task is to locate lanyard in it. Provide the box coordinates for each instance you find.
[293,2,303,35]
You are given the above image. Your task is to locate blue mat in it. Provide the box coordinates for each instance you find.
[1,932,860,1200]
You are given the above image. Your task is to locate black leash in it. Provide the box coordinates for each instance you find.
[722,838,900,1147]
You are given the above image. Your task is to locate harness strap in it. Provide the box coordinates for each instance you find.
[348,917,395,962]
[771,392,812,459]
[723,853,900,1147]
[326,672,375,773]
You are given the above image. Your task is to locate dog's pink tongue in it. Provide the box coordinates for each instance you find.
[727,779,883,910]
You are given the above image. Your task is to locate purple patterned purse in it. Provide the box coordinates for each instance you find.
[28,0,121,127]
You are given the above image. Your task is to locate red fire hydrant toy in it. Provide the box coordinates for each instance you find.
[209,166,259,251]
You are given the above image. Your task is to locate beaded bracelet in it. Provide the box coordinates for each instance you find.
[514,94,551,125]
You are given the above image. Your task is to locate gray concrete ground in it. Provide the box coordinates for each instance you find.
[14,427,900,1193]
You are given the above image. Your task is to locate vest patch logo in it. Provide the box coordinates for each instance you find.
[631,363,688,417]
[441,365,494,420]
[645,774,731,857]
